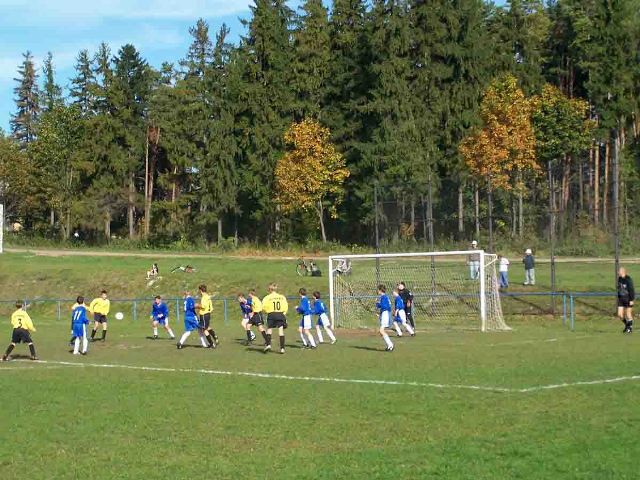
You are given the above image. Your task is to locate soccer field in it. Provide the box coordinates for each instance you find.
[1,251,639,478]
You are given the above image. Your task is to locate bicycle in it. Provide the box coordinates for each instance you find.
[296,257,313,277]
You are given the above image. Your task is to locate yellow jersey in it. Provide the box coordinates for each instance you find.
[250,296,263,314]
[262,292,288,314]
[199,292,213,314]
[90,297,110,315]
[11,309,36,332]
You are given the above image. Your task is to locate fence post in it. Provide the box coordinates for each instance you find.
[133,300,137,322]
[562,293,566,326]
[57,301,61,321]
[223,298,228,326]
[570,294,575,331]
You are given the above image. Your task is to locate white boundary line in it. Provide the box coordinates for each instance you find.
[0,359,635,394]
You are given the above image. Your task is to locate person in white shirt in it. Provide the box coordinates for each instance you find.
[498,254,510,289]
[468,240,480,280]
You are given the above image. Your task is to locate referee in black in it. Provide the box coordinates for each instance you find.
[617,267,635,334]
[397,282,415,330]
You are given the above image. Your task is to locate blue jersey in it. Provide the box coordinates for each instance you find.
[71,304,89,325]
[394,295,405,311]
[240,301,252,315]
[296,296,312,315]
[184,296,197,320]
[151,302,169,321]
[376,294,392,312]
[313,299,327,316]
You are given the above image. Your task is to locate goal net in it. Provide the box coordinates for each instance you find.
[328,251,509,332]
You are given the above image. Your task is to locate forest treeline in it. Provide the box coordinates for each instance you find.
[1,0,639,251]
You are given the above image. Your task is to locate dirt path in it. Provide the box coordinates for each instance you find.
[5,247,640,263]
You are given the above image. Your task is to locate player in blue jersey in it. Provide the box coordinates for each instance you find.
[177,291,208,349]
[376,285,394,351]
[70,296,89,355]
[296,288,316,348]
[238,293,256,344]
[312,291,336,344]
[150,295,175,340]
[392,288,415,337]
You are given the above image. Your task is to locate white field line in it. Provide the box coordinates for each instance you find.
[0,359,635,394]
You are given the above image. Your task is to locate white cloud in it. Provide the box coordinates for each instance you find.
[0,0,253,25]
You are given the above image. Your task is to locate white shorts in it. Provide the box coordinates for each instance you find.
[299,314,312,329]
[395,309,407,324]
[317,313,331,328]
[379,311,392,328]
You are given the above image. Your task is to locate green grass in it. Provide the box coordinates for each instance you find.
[1,252,638,479]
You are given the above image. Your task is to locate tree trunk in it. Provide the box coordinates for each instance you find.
[578,159,584,212]
[217,218,223,244]
[603,141,610,226]
[421,195,428,244]
[64,210,70,240]
[128,172,136,239]
[50,209,55,227]
[518,190,523,238]
[594,143,600,225]
[487,184,494,252]
[317,201,327,243]
[511,198,517,238]
[458,184,464,235]
[474,184,480,239]
[410,197,416,241]
[144,129,149,238]
[427,175,434,250]
[145,151,156,238]
[104,210,111,241]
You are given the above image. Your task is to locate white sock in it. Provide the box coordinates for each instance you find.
[382,333,393,348]
[307,332,316,347]
[167,328,175,339]
[153,327,158,336]
[82,336,88,353]
[394,323,402,336]
[404,322,415,335]
[179,331,191,345]
[199,333,208,347]
[325,328,336,342]
[73,337,80,354]
[316,327,324,343]
[300,333,308,346]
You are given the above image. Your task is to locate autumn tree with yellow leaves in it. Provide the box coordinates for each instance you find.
[459,74,538,248]
[275,119,349,242]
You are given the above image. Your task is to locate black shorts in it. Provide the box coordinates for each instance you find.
[199,313,211,330]
[248,312,264,327]
[618,298,632,308]
[267,312,287,329]
[94,313,107,323]
[11,328,32,344]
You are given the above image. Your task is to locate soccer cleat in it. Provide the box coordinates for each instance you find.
[30,356,39,361]
[214,335,219,343]
[331,339,337,344]
[385,345,394,352]
[249,332,256,341]
[176,343,183,350]
[263,344,272,352]
[81,352,88,356]
[153,335,158,339]
[73,352,80,355]
[410,333,416,337]
[280,348,285,354]
[1,355,9,361]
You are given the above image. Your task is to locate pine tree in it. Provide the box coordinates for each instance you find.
[236,0,296,241]
[11,51,40,147]
[292,0,331,119]
[41,52,63,112]
[70,49,96,115]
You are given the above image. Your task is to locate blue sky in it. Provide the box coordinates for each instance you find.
[0,0,270,132]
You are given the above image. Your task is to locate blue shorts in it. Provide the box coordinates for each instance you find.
[317,313,330,327]
[184,317,199,332]
[72,323,87,338]
[154,316,168,326]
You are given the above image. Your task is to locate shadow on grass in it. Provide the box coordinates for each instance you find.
[349,345,383,352]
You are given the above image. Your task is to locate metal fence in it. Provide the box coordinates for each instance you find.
[1,291,616,331]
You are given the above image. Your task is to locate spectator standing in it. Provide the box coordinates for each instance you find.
[498,254,510,289]
[523,249,535,286]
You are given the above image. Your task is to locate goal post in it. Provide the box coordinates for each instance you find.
[328,250,509,332]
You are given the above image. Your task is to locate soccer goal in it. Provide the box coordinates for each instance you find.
[328,251,509,332]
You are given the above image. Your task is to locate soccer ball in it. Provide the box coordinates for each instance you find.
[115,312,124,320]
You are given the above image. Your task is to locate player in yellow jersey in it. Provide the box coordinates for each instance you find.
[2,302,38,361]
[89,290,110,342]
[196,284,217,348]
[262,283,289,354]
